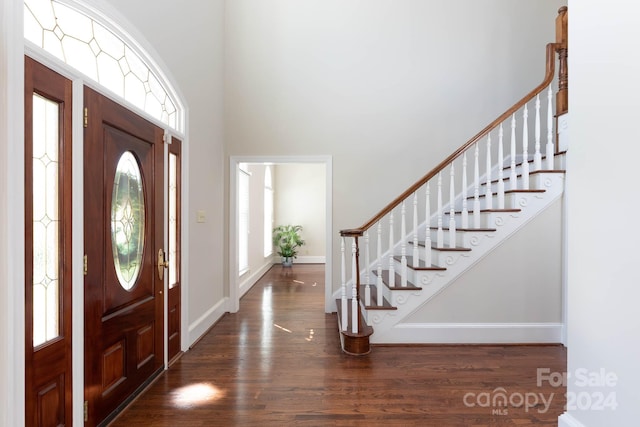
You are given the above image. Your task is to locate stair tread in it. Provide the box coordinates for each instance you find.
[466,189,546,200]
[409,241,472,251]
[335,298,374,338]
[431,245,472,252]
[359,285,397,310]
[415,227,497,233]
[500,151,566,171]
[372,270,422,290]
[392,255,446,270]
[481,170,566,186]
[444,208,521,215]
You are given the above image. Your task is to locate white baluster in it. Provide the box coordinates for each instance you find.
[388,211,395,287]
[473,143,481,228]
[485,134,493,209]
[376,222,383,306]
[521,104,530,190]
[510,114,518,190]
[425,183,432,266]
[351,240,358,334]
[497,124,505,209]
[461,152,469,229]
[400,201,407,287]
[364,231,371,306]
[546,86,554,170]
[436,173,443,247]
[448,162,456,248]
[340,237,347,331]
[412,192,419,268]
[534,94,542,171]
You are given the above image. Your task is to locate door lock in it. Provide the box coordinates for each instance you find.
[157,249,169,280]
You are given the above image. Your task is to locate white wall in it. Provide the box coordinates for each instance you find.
[104,0,227,343]
[408,199,562,324]
[224,0,566,294]
[274,163,326,261]
[0,4,10,423]
[562,1,640,426]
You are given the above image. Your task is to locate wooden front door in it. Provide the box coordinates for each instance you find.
[83,87,165,426]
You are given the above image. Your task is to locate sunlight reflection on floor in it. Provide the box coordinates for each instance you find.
[171,383,225,408]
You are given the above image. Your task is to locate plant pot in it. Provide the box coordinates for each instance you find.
[282,257,293,267]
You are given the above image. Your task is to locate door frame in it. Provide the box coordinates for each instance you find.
[228,156,334,313]
[5,1,188,423]
[1,0,26,425]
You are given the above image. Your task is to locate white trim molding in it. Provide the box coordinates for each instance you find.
[188,297,229,347]
[1,0,25,425]
[239,261,273,299]
[289,255,326,264]
[372,323,564,344]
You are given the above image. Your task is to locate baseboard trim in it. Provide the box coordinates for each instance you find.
[187,297,229,347]
[372,322,563,344]
[272,255,325,264]
[296,255,325,264]
[558,413,586,427]
[239,262,273,298]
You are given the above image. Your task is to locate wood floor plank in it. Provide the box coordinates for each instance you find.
[110,264,566,426]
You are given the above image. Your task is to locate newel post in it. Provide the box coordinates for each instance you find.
[556,6,568,116]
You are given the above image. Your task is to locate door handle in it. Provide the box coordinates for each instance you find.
[157,249,169,280]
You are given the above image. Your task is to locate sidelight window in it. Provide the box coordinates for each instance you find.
[31,93,61,347]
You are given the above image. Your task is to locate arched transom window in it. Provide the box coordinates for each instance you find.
[24,0,183,131]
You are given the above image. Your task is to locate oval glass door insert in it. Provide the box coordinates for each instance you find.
[111,151,145,290]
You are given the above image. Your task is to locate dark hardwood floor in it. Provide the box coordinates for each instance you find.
[110,264,567,426]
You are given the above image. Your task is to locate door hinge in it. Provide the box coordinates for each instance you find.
[83,254,88,275]
[83,107,88,128]
[84,400,88,422]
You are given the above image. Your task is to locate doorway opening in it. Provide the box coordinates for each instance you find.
[229,156,333,313]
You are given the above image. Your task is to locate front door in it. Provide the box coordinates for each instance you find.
[83,87,165,426]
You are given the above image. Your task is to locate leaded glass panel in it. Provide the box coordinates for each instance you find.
[111,151,145,290]
[32,93,60,347]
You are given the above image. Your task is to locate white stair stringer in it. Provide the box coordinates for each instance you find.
[365,171,565,344]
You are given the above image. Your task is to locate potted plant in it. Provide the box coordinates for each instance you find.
[272,225,305,267]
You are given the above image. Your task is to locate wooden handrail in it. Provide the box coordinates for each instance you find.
[556,6,568,115]
[340,42,559,238]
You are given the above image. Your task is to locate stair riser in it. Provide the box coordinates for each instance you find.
[442,212,504,229]
[426,229,493,248]
[479,173,555,195]
[385,247,479,284]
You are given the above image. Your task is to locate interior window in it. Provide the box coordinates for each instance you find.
[263,166,273,258]
[238,164,250,274]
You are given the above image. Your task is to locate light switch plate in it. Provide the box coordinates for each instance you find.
[196,210,206,223]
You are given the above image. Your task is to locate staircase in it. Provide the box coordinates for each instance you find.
[335,7,568,355]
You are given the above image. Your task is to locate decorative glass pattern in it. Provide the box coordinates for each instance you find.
[32,93,60,347]
[24,0,180,130]
[168,153,178,289]
[111,151,145,290]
